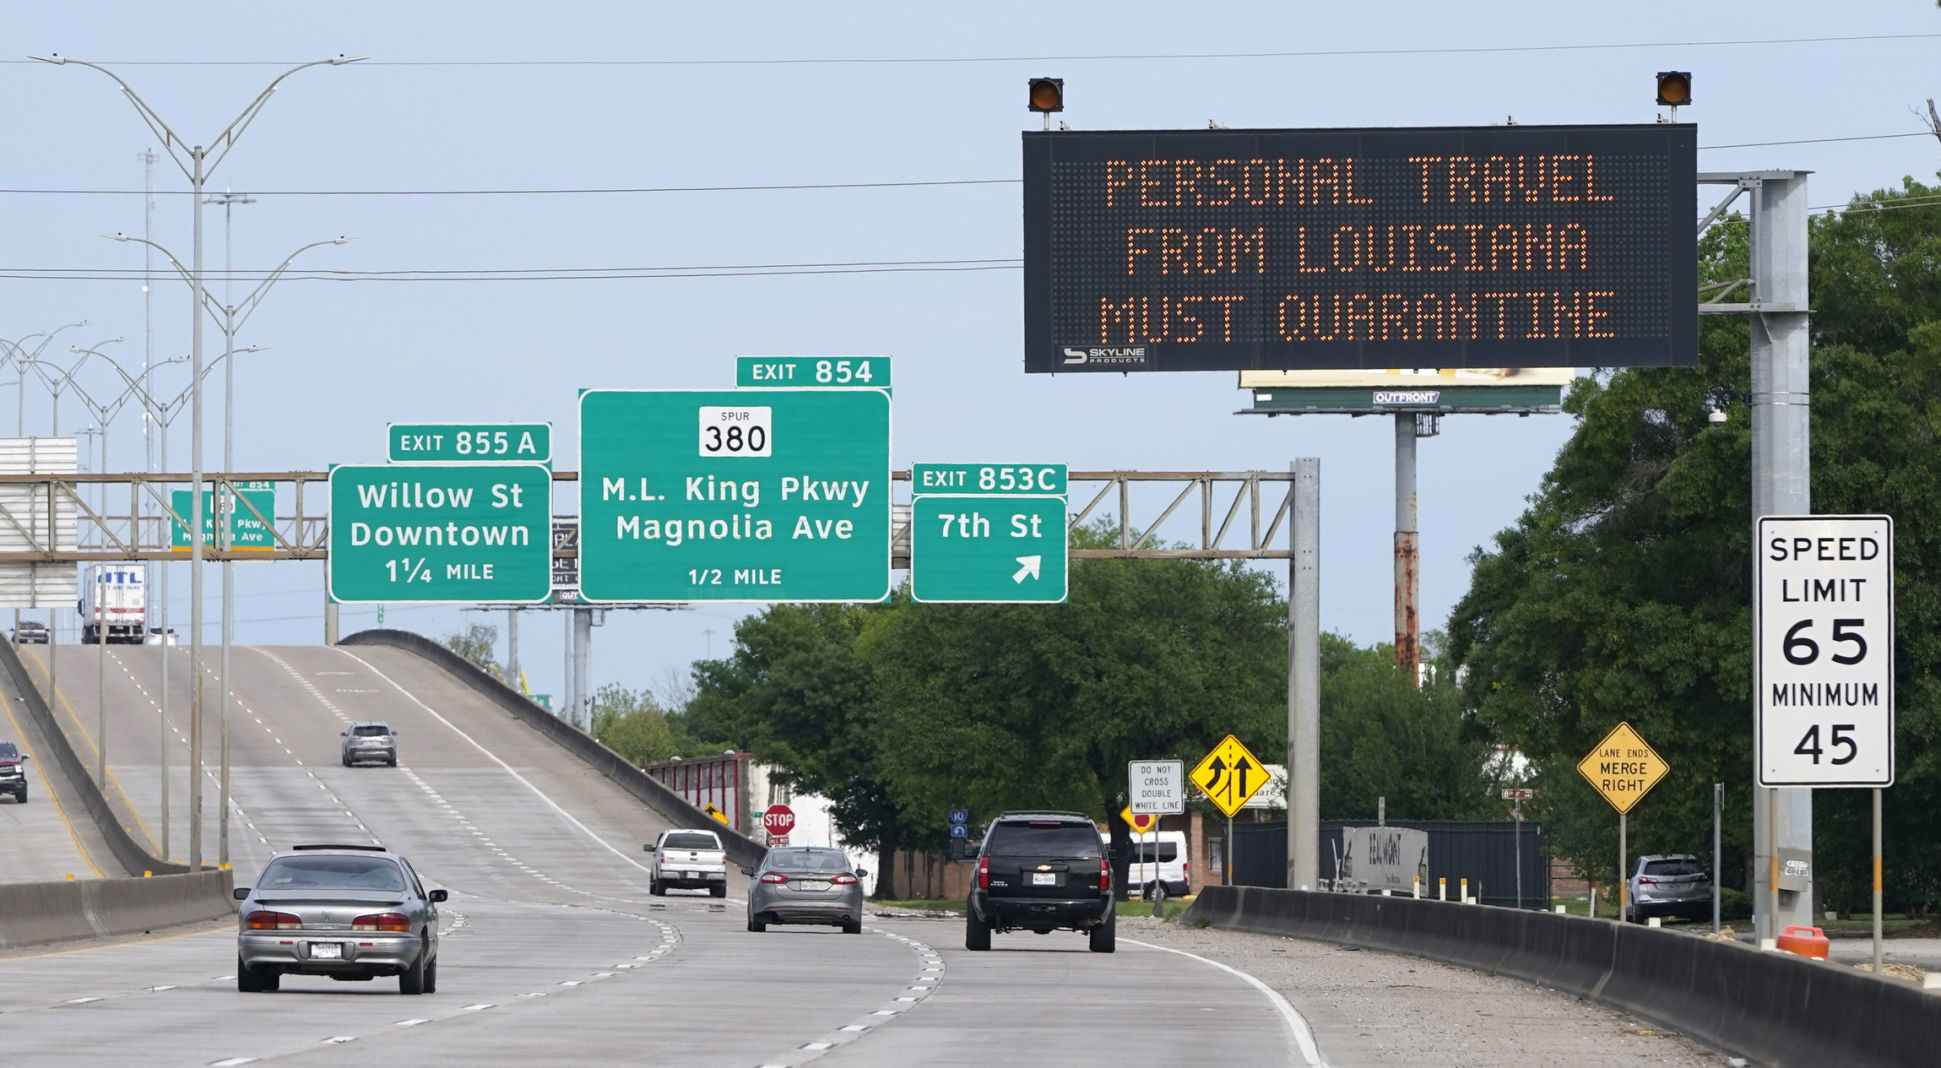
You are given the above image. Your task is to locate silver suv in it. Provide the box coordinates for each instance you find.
[1625,853,1711,922]
[340,722,398,767]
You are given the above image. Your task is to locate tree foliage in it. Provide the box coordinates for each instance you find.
[1320,632,1502,822]
[444,624,501,679]
[590,683,677,766]
[1448,177,1941,907]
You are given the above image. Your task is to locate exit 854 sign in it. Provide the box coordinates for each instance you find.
[1756,516,1894,787]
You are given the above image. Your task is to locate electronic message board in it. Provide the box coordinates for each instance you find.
[1023,124,1696,373]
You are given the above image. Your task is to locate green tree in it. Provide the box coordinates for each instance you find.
[686,601,913,897]
[444,624,501,679]
[1447,178,1941,908]
[591,683,677,766]
[864,526,1287,897]
[1319,632,1500,822]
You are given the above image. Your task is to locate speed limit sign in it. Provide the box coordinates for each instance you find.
[1757,516,1893,787]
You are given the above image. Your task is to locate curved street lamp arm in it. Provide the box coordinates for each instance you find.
[30,54,365,182]
[230,237,352,334]
[30,56,196,182]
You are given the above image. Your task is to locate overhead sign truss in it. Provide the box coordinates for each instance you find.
[0,469,1307,568]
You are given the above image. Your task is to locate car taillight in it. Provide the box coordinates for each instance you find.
[760,873,789,884]
[1637,877,1657,885]
[351,912,411,932]
[977,857,989,890]
[245,910,301,930]
[831,873,858,885]
[1099,858,1110,892]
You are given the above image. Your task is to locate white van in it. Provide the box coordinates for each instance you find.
[1103,830,1189,898]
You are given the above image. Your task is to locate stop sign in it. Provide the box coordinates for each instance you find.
[763,804,796,837]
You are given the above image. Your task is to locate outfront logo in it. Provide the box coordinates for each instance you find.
[1060,346,1149,367]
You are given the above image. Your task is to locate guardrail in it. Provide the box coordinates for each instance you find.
[0,638,187,877]
[338,628,768,870]
[1185,884,1941,1068]
[0,869,234,950]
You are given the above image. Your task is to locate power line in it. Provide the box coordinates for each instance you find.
[0,131,1926,200]
[2,32,1935,67]
[0,258,1025,283]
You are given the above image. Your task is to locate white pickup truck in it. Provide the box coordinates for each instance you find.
[645,828,728,897]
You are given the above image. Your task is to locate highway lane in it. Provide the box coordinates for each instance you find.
[1,642,1308,1065]
[0,645,111,882]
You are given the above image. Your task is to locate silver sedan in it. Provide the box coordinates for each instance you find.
[234,844,446,994]
[744,847,867,934]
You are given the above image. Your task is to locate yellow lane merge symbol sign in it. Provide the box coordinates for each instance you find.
[703,802,730,826]
[1191,734,1268,817]
[1575,722,1668,815]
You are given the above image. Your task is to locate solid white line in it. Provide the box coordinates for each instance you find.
[333,648,659,878]
[1124,938,1324,1067]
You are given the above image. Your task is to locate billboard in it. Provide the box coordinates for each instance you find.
[1242,366,1576,414]
[1024,124,1697,373]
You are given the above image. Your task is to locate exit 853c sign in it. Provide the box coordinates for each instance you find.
[1756,515,1894,788]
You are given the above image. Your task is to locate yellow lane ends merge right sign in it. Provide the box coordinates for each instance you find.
[1575,722,1668,815]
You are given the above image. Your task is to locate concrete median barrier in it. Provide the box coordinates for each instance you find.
[0,869,235,951]
[1186,885,1941,1068]
[339,628,768,870]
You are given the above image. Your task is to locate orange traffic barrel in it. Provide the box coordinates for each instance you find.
[1776,925,1830,960]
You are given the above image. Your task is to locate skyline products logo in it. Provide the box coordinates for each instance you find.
[1372,390,1441,405]
[1061,345,1149,368]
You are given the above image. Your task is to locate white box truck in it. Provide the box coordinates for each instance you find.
[80,563,147,645]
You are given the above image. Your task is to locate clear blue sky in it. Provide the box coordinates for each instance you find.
[4,2,1938,704]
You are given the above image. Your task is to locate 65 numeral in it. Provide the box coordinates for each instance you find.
[1794,723,1858,765]
[1782,618,1867,666]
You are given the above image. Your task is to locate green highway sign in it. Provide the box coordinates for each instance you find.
[910,494,1068,604]
[578,388,891,602]
[912,463,1066,496]
[171,482,276,551]
[736,356,890,392]
[328,463,552,603]
[387,422,552,464]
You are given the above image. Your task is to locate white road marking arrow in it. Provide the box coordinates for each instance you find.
[1012,555,1042,583]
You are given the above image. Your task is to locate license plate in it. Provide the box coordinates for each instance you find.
[796,880,830,891]
[311,942,343,960]
[1032,872,1057,886]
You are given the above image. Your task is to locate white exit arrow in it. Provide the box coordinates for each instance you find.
[1012,555,1042,583]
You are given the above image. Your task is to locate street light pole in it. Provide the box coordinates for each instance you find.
[110,235,345,869]
[38,51,366,867]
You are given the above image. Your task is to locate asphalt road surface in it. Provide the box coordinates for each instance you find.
[0,645,1306,1065]
[3,641,1765,1065]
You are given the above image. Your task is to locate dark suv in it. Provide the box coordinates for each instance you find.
[966,812,1114,953]
[0,742,27,803]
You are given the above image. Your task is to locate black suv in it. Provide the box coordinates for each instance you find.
[966,812,1114,953]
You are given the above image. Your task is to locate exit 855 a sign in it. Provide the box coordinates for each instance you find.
[1757,516,1894,787]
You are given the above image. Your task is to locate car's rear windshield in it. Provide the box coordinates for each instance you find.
[0,743,17,759]
[986,822,1103,859]
[663,832,721,850]
[1643,859,1704,877]
[351,725,391,737]
[766,849,850,872]
[258,855,406,892]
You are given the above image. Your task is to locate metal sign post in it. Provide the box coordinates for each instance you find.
[1575,723,1669,922]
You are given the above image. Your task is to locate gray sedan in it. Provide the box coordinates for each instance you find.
[234,844,446,994]
[744,847,867,934]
